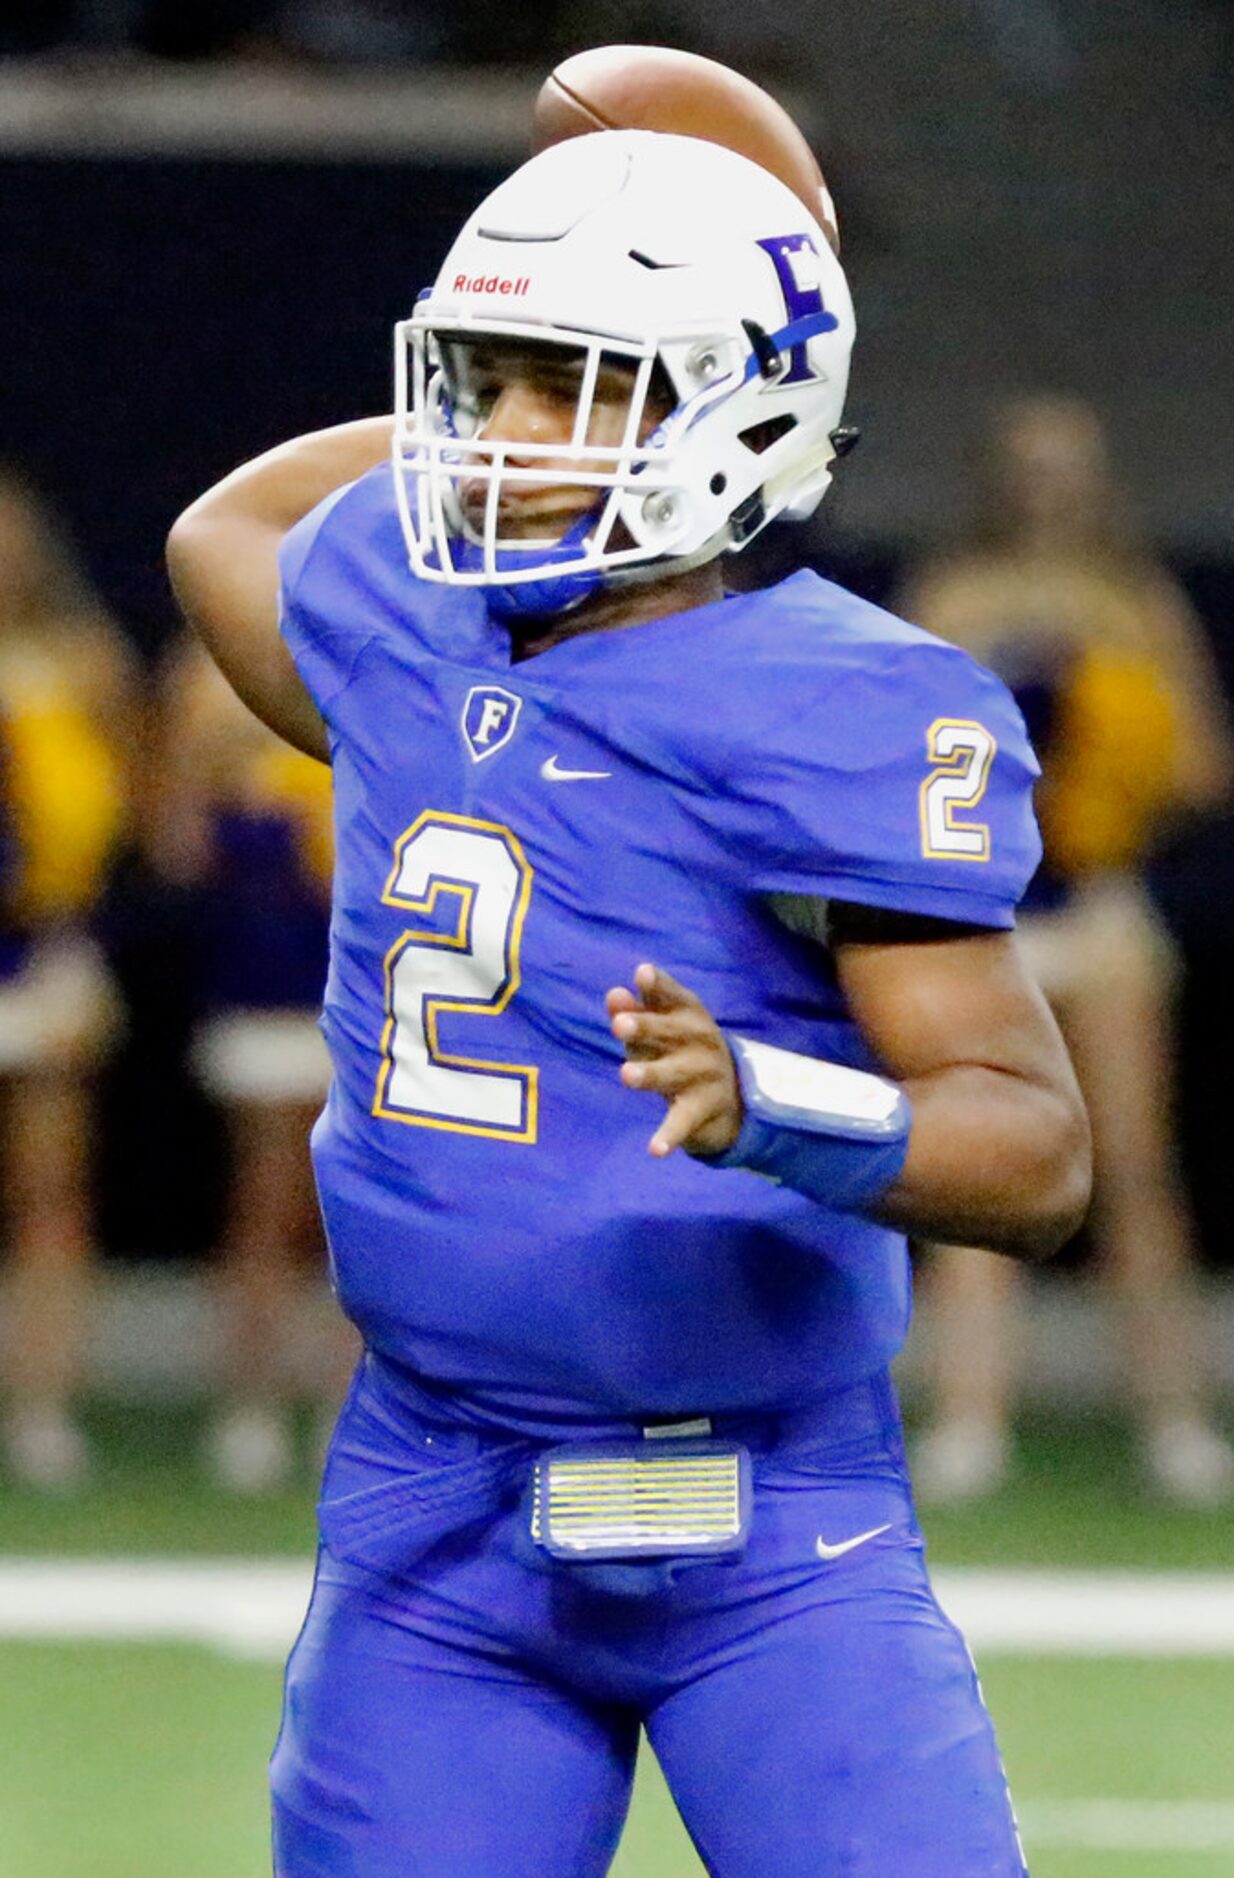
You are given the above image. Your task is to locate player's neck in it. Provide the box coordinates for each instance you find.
[506,562,727,663]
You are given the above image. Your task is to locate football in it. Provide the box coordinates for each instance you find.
[533,45,839,255]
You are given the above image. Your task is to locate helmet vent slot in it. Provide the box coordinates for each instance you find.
[738,415,798,456]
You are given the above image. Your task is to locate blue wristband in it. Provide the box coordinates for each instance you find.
[703,1034,911,1212]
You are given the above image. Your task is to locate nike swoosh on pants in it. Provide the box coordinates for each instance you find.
[814,1522,892,1561]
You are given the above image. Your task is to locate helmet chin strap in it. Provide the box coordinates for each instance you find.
[461,513,729,625]
[454,514,603,623]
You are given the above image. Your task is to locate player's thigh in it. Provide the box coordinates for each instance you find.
[271,1561,639,1877]
[646,1558,1026,1878]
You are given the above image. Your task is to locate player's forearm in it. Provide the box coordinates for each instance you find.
[610,961,1091,1257]
[173,417,394,539]
[873,1064,1091,1260]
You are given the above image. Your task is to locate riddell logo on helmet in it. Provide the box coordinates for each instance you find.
[453,274,532,298]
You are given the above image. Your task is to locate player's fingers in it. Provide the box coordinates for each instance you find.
[611,1008,710,1055]
[620,1045,719,1098]
[633,962,704,1015]
[649,1085,725,1159]
[605,985,642,1019]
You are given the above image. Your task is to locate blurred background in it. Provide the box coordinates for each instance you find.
[0,5,1232,1875]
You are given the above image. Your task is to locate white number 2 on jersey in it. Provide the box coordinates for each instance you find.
[919,719,996,860]
[373,811,538,1141]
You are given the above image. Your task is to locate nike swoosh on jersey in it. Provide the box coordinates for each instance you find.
[814,1522,892,1561]
[540,755,612,782]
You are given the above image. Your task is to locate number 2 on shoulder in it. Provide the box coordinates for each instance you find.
[919,719,996,860]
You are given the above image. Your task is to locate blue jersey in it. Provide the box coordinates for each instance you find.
[281,465,1040,1427]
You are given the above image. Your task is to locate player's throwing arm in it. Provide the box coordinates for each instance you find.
[166,417,394,764]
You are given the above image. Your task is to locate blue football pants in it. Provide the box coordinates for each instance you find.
[271,1364,1028,1876]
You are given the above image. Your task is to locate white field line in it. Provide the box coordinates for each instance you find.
[1,1562,1234,1661]
[1019,1800,1234,1854]
[0,1558,312,1659]
[937,1569,1234,1657]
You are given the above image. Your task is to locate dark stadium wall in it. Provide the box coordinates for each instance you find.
[1,155,504,656]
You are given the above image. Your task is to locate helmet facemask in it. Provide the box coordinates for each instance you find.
[395,320,694,612]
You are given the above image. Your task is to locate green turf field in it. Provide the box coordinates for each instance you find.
[0,1644,1230,1876]
[1,1402,1231,1876]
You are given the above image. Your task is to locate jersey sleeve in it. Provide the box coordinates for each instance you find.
[712,637,1042,928]
[278,481,372,723]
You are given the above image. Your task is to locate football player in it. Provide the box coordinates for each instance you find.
[168,134,1090,1877]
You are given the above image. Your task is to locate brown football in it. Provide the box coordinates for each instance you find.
[533,45,839,255]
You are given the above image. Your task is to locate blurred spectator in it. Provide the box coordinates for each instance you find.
[0,466,135,1488]
[902,395,1234,1507]
[148,643,354,1492]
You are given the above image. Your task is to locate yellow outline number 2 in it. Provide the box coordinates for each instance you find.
[372,811,538,1142]
[919,719,996,861]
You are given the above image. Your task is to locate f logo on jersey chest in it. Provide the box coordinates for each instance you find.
[462,685,523,762]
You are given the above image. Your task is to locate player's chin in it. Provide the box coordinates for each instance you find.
[460,487,594,542]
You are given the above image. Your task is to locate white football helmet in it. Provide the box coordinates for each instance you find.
[393,131,855,618]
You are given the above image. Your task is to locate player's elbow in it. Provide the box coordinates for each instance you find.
[923,1077,1093,1263]
[166,506,282,657]
[166,503,228,598]
[165,508,211,619]
[1002,1087,1093,1261]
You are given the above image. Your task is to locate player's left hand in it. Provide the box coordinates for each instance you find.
[606,963,743,1159]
